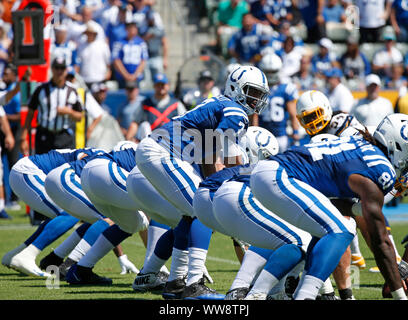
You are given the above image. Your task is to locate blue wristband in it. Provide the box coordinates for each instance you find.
[293,130,299,135]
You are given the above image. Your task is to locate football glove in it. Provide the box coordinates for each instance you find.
[118,254,139,275]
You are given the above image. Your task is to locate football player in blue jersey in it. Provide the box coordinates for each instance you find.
[1,148,103,277]
[297,91,403,286]
[134,65,269,299]
[251,112,408,300]
[257,53,300,152]
[64,144,175,285]
[39,141,142,282]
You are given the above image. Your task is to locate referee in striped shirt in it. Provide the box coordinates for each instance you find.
[20,57,84,155]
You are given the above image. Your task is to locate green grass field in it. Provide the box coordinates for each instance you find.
[0,204,407,300]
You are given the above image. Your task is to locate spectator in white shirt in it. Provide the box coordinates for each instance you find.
[77,21,111,88]
[67,6,106,45]
[350,74,394,127]
[372,32,403,78]
[325,67,354,113]
[356,0,392,43]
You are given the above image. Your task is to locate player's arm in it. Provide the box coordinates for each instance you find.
[287,99,300,140]
[0,114,14,150]
[348,173,406,297]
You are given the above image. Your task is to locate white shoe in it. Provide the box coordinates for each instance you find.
[10,252,51,277]
[244,292,267,300]
[2,244,27,268]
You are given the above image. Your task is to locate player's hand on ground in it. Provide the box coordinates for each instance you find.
[118,254,139,274]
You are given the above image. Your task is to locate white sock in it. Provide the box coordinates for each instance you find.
[350,234,362,256]
[0,198,5,210]
[53,231,82,259]
[389,234,401,259]
[319,277,334,294]
[268,275,287,296]
[142,253,167,274]
[167,248,189,282]
[20,244,42,259]
[186,247,207,286]
[294,275,324,300]
[78,235,114,268]
[144,225,169,262]
[67,239,92,262]
[248,269,279,295]
[230,249,267,290]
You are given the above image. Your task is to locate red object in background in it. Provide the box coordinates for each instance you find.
[14,0,53,82]
[20,107,37,152]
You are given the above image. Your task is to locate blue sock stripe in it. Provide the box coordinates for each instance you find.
[108,161,127,192]
[248,246,274,260]
[23,174,61,216]
[60,168,101,215]
[275,167,334,234]
[75,222,92,238]
[238,184,295,245]
[149,219,171,230]
[161,159,193,205]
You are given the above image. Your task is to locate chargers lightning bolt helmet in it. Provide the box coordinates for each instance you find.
[239,126,279,164]
[296,90,333,136]
[258,53,282,86]
[373,113,408,177]
[224,65,269,115]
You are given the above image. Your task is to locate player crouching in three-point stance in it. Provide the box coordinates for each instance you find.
[251,112,408,300]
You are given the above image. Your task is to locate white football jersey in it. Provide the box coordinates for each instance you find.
[325,112,365,137]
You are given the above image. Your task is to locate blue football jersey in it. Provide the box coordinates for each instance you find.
[199,165,246,192]
[259,82,298,137]
[29,148,103,174]
[155,95,249,164]
[272,135,396,198]
[69,148,137,176]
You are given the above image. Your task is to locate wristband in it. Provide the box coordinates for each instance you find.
[293,130,299,135]
[391,288,407,300]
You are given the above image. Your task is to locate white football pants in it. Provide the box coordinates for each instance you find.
[250,160,356,238]
[80,158,148,234]
[135,137,203,217]
[212,180,312,251]
[127,165,182,228]
[44,163,105,224]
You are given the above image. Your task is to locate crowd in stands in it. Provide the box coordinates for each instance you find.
[210,0,408,95]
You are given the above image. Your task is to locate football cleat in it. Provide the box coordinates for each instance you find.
[59,258,77,279]
[244,292,267,300]
[316,292,340,300]
[65,264,112,285]
[224,287,249,300]
[39,251,64,270]
[285,276,300,297]
[182,278,223,300]
[9,253,51,277]
[370,257,401,273]
[0,209,12,219]
[132,270,168,293]
[162,278,186,300]
[351,254,366,269]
